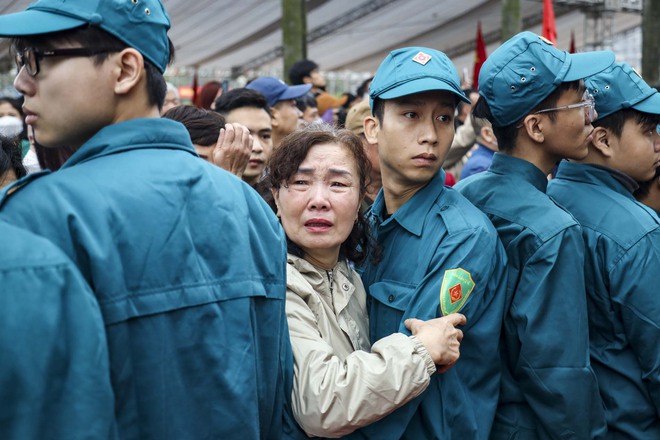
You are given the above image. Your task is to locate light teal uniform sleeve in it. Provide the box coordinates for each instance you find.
[456,154,606,440]
[0,221,116,439]
[357,171,507,440]
[0,118,291,440]
[549,161,660,438]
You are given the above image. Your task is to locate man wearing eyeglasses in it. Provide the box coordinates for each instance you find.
[548,63,660,438]
[0,1,290,439]
[454,32,614,439]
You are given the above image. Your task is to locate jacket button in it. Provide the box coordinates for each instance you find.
[388,294,394,302]
[342,283,349,291]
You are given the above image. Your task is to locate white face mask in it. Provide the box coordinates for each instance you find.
[0,115,24,138]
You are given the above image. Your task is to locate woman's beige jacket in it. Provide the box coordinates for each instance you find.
[286,253,435,438]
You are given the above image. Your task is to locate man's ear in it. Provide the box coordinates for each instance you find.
[113,48,143,96]
[522,114,545,143]
[364,116,380,145]
[270,105,280,128]
[589,126,613,158]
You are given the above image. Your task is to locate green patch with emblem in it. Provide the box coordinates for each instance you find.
[440,268,475,316]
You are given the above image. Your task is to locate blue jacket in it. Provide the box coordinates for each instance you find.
[0,118,291,440]
[0,220,115,439]
[357,169,507,440]
[455,153,606,440]
[460,144,496,181]
[548,161,660,439]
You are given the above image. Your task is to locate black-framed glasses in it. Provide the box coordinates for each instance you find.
[14,47,117,77]
[517,90,597,128]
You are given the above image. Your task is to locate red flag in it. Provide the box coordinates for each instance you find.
[543,0,557,44]
[191,69,199,107]
[569,30,576,53]
[473,21,487,90]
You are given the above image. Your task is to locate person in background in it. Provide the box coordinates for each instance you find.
[296,92,320,126]
[267,124,466,439]
[247,76,310,149]
[459,114,498,180]
[288,59,326,94]
[344,99,381,205]
[214,88,273,187]
[162,105,252,178]
[455,32,613,439]
[548,62,660,438]
[0,1,290,438]
[161,81,180,115]
[194,79,222,110]
[358,46,508,439]
[0,134,26,188]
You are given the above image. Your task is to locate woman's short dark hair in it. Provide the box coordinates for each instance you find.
[12,25,174,110]
[162,105,225,146]
[266,123,372,264]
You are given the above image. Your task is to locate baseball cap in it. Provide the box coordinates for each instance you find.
[369,47,470,110]
[246,77,312,108]
[478,31,615,127]
[345,100,371,135]
[585,62,660,119]
[0,0,171,73]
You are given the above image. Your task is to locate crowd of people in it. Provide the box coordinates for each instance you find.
[0,0,658,439]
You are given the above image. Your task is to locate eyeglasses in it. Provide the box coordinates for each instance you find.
[517,90,596,128]
[14,47,117,77]
[534,90,596,124]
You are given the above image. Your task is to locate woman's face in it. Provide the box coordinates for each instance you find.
[0,102,21,119]
[274,142,361,268]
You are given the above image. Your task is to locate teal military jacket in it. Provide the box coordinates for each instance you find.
[548,161,660,439]
[456,153,606,440]
[0,220,115,439]
[0,118,291,440]
[358,169,508,439]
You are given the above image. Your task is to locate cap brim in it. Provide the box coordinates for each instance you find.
[565,50,616,82]
[280,84,313,101]
[631,92,660,115]
[0,9,87,37]
[378,77,470,103]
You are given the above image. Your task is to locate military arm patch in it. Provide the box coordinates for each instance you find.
[440,268,475,316]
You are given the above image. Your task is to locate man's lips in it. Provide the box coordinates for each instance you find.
[412,153,437,165]
[23,107,37,125]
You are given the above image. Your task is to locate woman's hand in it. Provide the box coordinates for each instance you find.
[212,122,252,177]
[405,313,466,372]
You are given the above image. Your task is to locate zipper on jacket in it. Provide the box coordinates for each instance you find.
[326,269,335,314]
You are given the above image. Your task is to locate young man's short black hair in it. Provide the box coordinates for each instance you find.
[593,108,660,138]
[288,59,319,85]
[473,80,583,151]
[213,88,271,118]
[13,26,174,110]
[162,105,225,147]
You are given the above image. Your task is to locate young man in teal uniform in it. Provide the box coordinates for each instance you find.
[547,62,660,438]
[454,32,613,439]
[0,219,115,438]
[0,1,290,438]
[358,47,508,439]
